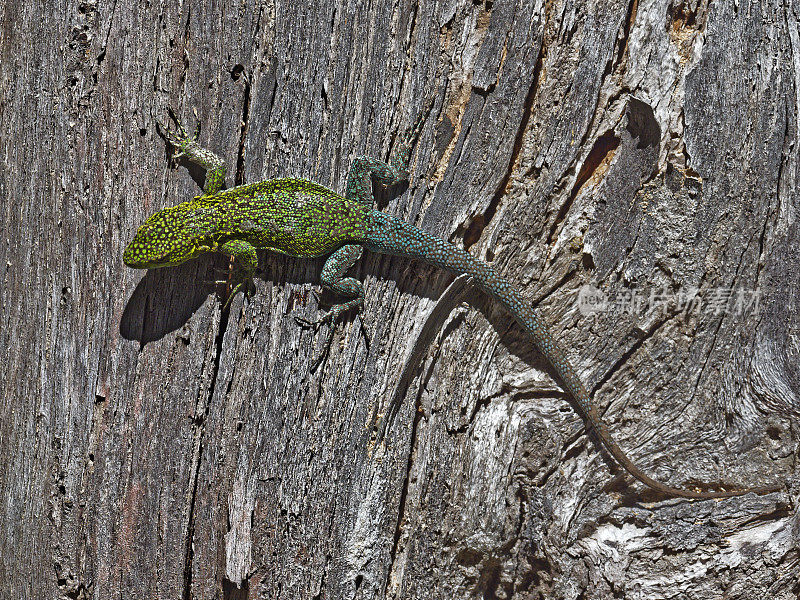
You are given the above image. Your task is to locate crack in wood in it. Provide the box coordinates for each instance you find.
[591,311,672,401]
[547,131,621,246]
[463,33,546,250]
[615,0,639,69]
[183,310,229,600]
[386,309,457,596]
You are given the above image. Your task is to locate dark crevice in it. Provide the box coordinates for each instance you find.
[153,55,160,92]
[446,387,506,436]
[758,100,789,274]
[98,0,118,62]
[547,131,620,245]
[406,1,419,54]
[463,37,546,250]
[311,562,328,600]
[757,193,773,272]
[222,577,249,600]
[513,389,571,403]
[387,323,446,589]
[386,383,423,583]
[235,73,252,186]
[180,4,192,87]
[682,217,758,424]
[615,0,639,69]
[467,393,493,427]
[183,309,229,600]
[181,443,201,599]
[265,57,279,125]
[320,81,328,111]
[182,6,191,45]
[531,259,580,310]
[688,256,747,412]
[390,3,420,133]
[181,457,202,596]
[252,4,264,55]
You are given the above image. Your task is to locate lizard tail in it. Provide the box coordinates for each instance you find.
[362,210,781,499]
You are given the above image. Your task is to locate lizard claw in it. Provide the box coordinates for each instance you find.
[294,312,332,331]
[215,270,256,311]
[158,108,201,158]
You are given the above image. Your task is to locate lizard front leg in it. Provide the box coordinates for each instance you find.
[216,239,258,309]
[158,110,228,195]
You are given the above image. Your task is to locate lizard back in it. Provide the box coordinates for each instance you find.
[211,178,369,257]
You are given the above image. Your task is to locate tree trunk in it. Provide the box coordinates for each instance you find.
[1,0,797,598]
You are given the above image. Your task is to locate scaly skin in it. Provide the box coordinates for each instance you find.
[124,109,782,500]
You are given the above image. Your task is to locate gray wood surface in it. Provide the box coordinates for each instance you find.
[1,0,797,598]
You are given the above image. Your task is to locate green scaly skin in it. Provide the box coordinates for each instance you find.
[124,109,781,500]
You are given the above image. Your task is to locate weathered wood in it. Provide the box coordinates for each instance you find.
[1,0,797,598]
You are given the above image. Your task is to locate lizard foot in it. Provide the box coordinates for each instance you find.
[156,107,201,160]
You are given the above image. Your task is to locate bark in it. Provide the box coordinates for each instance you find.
[1,0,798,599]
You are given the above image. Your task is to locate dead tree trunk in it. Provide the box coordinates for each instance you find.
[1,1,797,598]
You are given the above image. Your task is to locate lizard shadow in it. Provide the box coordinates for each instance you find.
[363,261,637,497]
[120,255,221,345]
[366,263,560,412]
[120,252,330,345]
[119,245,637,501]
[116,207,633,497]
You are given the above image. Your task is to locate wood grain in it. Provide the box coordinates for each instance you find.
[0,1,796,598]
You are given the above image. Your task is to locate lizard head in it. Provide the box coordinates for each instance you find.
[123,205,211,269]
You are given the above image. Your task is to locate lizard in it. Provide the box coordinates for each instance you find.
[123,108,782,500]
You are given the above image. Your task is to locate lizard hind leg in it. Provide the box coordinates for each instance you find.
[216,239,258,310]
[297,244,366,371]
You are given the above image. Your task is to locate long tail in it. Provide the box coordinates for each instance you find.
[363,211,781,499]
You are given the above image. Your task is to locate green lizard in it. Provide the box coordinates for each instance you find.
[124,109,781,500]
